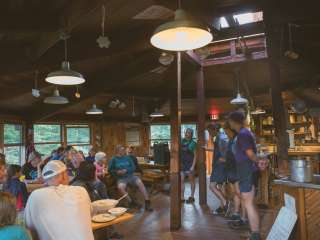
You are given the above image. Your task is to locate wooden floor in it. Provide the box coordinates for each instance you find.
[116,182,276,240]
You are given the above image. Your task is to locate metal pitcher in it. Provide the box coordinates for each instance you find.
[289,159,313,183]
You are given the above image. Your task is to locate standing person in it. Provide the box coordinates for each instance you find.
[25,161,94,240]
[126,146,143,174]
[0,154,6,184]
[181,128,197,204]
[223,121,245,223]
[22,151,43,183]
[228,111,260,240]
[0,192,31,240]
[204,123,229,215]
[108,145,153,211]
[4,164,29,210]
[86,147,97,162]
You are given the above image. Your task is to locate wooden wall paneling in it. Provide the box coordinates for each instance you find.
[305,188,320,240]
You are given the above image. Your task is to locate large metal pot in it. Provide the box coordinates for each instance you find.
[289,159,313,183]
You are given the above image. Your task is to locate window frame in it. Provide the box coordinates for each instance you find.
[65,124,92,155]
[1,122,25,165]
[149,124,171,146]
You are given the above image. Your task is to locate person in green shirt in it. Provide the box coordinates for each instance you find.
[181,128,197,204]
[108,145,153,211]
[0,192,32,240]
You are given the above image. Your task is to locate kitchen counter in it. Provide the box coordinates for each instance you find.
[272,175,320,240]
[273,175,320,190]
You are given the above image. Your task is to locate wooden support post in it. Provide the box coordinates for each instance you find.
[265,15,289,173]
[170,52,182,231]
[196,66,207,206]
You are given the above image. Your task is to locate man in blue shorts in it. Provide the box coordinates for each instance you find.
[229,111,260,240]
[108,145,153,211]
[204,123,229,215]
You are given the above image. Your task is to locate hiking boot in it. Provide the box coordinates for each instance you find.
[186,197,195,204]
[145,200,153,212]
[213,206,225,215]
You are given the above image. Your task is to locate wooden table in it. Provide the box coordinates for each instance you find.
[91,213,134,231]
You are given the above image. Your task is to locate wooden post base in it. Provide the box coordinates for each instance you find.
[170,172,181,231]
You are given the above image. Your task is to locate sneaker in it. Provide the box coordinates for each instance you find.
[186,197,195,204]
[228,219,249,230]
[145,200,153,212]
[227,213,241,222]
[249,232,261,240]
[213,207,225,215]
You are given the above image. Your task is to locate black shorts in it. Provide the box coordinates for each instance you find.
[236,159,256,193]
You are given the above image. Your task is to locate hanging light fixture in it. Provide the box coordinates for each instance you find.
[45,33,85,85]
[150,2,212,51]
[159,52,174,65]
[86,104,103,115]
[230,69,248,105]
[251,107,266,115]
[150,108,165,118]
[75,86,81,99]
[44,88,69,104]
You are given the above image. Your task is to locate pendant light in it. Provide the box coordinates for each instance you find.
[75,86,81,99]
[230,69,248,105]
[150,108,165,118]
[86,104,103,115]
[150,1,212,51]
[44,88,69,104]
[45,33,85,85]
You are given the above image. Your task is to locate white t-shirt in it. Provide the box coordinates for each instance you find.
[25,184,94,240]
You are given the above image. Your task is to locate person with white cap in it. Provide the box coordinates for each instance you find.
[24,161,94,240]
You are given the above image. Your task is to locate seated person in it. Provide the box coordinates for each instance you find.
[72,161,109,201]
[0,154,6,184]
[4,164,28,210]
[51,147,65,160]
[126,146,143,174]
[25,161,94,240]
[85,147,97,162]
[22,151,43,183]
[0,192,32,240]
[95,151,107,179]
[108,145,153,211]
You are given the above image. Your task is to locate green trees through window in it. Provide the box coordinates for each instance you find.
[4,124,23,165]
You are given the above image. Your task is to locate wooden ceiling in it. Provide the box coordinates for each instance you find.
[1,0,320,122]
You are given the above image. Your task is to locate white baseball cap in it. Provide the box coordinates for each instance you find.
[42,160,67,180]
[95,152,106,162]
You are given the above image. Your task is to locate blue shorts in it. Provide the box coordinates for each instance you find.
[236,159,255,193]
[210,162,227,184]
[117,175,139,186]
[227,169,238,184]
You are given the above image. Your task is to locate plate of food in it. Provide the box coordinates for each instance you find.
[108,207,127,217]
[92,213,116,223]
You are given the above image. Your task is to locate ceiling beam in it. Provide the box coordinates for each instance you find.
[29,0,104,61]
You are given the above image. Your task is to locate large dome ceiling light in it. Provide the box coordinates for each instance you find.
[150,4,212,51]
[230,68,248,105]
[44,88,69,104]
[45,33,85,85]
[86,104,103,115]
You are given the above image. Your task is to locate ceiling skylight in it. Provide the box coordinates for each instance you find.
[220,17,229,28]
[233,11,263,25]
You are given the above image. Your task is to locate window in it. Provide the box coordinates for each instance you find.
[220,17,229,28]
[4,124,24,165]
[150,124,171,146]
[34,124,62,156]
[150,124,198,146]
[233,11,263,25]
[66,125,91,156]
